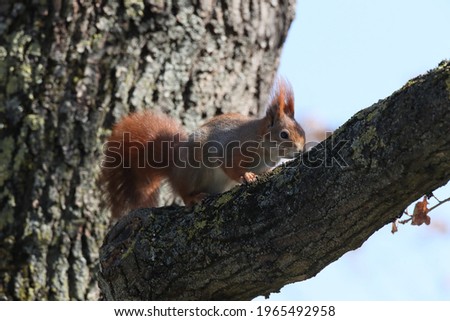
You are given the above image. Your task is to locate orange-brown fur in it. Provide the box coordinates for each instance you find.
[99,112,186,218]
[100,79,305,218]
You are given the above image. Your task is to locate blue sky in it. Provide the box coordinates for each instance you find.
[257,0,450,300]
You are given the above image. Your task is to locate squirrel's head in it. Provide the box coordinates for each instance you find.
[263,78,305,159]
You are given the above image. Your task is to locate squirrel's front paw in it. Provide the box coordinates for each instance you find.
[241,172,258,184]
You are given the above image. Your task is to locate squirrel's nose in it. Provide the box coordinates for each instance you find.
[297,142,305,154]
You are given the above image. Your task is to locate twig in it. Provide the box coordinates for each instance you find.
[429,196,450,212]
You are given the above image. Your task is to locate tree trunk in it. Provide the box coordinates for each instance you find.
[98,62,450,300]
[0,0,294,300]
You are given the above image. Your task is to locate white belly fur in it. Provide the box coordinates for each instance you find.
[201,167,239,194]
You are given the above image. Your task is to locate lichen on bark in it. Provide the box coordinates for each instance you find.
[98,61,450,300]
[0,0,295,300]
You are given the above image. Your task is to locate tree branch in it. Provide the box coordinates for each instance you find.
[98,61,450,300]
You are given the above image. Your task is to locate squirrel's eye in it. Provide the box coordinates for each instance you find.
[280,130,289,139]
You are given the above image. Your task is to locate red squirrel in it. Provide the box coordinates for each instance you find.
[100,79,305,218]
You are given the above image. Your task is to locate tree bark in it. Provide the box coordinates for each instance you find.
[0,0,294,300]
[98,61,450,300]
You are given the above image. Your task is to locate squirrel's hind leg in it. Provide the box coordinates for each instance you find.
[182,192,210,207]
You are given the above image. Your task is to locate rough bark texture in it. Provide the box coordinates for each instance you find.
[98,61,450,300]
[0,0,294,300]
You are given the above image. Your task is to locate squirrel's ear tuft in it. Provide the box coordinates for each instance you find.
[266,77,295,121]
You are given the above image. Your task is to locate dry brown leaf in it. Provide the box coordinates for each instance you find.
[391,220,398,234]
[411,196,431,226]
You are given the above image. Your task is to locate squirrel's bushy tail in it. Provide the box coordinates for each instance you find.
[99,111,186,218]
